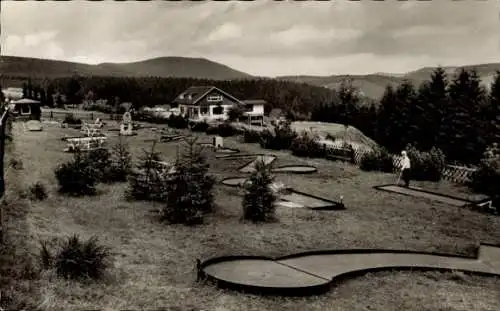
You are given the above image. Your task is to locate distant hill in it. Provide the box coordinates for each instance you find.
[0,55,252,81]
[278,63,500,100]
[2,55,499,100]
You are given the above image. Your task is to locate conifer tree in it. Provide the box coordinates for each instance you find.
[162,137,215,225]
[338,80,361,141]
[486,71,500,145]
[446,69,487,163]
[376,85,398,152]
[0,84,5,104]
[242,159,277,223]
[393,80,417,151]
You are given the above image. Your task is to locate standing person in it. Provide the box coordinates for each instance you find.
[400,150,411,187]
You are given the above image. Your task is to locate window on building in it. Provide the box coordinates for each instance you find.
[200,106,209,114]
[245,104,253,112]
[212,105,223,115]
[207,95,223,102]
[20,104,31,115]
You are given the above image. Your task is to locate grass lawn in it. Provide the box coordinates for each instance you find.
[1,121,499,311]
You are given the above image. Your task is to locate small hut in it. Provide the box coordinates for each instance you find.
[9,98,41,120]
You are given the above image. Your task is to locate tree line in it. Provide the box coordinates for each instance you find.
[24,76,337,117]
[16,68,500,165]
[313,68,500,165]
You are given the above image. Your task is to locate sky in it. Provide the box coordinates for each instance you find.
[1,0,499,77]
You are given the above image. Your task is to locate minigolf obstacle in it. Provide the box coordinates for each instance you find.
[215,148,343,210]
[64,124,107,152]
[198,243,500,296]
[119,111,135,136]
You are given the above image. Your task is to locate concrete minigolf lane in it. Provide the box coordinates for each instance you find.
[375,184,484,207]
[200,244,500,296]
[202,259,329,288]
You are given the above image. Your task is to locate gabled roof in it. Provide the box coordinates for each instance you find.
[11,98,40,104]
[172,86,243,105]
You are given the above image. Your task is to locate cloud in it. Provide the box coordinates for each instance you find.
[206,23,242,42]
[1,0,498,76]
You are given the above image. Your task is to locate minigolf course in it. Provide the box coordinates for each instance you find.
[374,184,493,209]
[199,243,500,296]
[216,148,342,210]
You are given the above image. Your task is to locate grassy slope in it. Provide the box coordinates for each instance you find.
[0,124,41,310]
[9,122,500,310]
[290,121,378,150]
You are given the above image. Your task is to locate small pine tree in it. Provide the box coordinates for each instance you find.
[55,150,99,196]
[108,137,132,182]
[161,137,215,225]
[126,141,166,201]
[82,148,112,182]
[242,159,277,222]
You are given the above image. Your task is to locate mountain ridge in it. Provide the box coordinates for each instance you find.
[1,55,499,99]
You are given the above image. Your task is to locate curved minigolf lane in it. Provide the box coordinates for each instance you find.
[200,244,500,296]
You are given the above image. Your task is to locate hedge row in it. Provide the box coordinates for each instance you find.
[239,123,448,182]
[469,144,500,211]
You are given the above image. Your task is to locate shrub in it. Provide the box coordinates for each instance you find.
[28,182,48,201]
[84,102,114,114]
[190,121,209,132]
[325,133,336,141]
[405,144,446,181]
[227,105,245,122]
[167,114,189,129]
[63,113,82,125]
[54,151,98,196]
[259,121,297,150]
[359,147,395,173]
[82,148,112,182]
[134,111,169,124]
[243,129,261,143]
[242,159,277,222]
[290,131,325,158]
[469,144,500,197]
[205,123,237,137]
[126,142,167,201]
[107,137,132,182]
[39,235,111,280]
[161,137,215,225]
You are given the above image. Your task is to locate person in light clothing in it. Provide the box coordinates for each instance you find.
[400,151,411,187]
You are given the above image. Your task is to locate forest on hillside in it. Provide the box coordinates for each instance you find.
[5,68,500,166]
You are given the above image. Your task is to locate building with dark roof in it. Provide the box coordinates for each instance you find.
[172,86,265,125]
